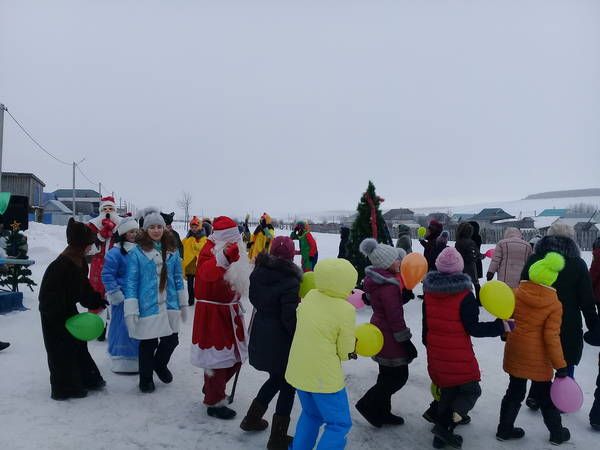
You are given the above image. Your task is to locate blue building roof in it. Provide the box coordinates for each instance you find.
[538,209,568,217]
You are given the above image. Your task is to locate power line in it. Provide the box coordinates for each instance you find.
[3,106,71,166]
[76,163,97,186]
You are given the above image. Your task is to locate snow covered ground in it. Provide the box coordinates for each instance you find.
[0,223,598,449]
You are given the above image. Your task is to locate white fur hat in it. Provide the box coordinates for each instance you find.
[117,217,138,236]
[136,207,166,231]
[547,222,575,239]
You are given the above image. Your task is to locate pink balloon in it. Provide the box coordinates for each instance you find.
[485,248,495,259]
[550,377,583,413]
[347,289,365,310]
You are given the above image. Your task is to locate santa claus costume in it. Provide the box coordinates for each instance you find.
[191,216,251,420]
[87,197,122,299]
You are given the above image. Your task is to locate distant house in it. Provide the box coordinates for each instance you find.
[383,208,415,221]
[52,189,101,216]
[469,208,515,224]
[426,212,452,225]
[1,172,46,209]
[42,200,73,225]
[533,216,560,230]
[538,209,568,217]
[492,217,535,230]
[452,213,474,222]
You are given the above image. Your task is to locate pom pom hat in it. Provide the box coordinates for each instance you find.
[528,252,565,286]
[116,217,139,236]
[435,247,464,274]
[270,236,295,261]
[359,238,401,269]
[137,207,166,231]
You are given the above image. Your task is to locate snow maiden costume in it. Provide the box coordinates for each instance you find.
[123,208,187,393]
[191,216,251,420]
[101,217,140,373]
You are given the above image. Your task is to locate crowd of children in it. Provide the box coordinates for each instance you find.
[34,209,600,449]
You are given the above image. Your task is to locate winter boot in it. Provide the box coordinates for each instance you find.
[154,366,173,384]
[382,412,405,425]
[496,399,525,441]
[139,379,155,393]
[0,341,10,351]
[97,326,107,342]
[432,424,462,449]
[51,387,88,401]
[207,405,237,420]
[240,399,269,431]
[525,396,539,411]
[541,406,570,445]
[267,415,293,450]
[432,436,445,449]
[423,401,439,423]
[356,396,383,428]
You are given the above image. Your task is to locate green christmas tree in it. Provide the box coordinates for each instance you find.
[348,181,393,282]
[0,221,36,292]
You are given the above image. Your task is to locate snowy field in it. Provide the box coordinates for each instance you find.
[0,222,598,450]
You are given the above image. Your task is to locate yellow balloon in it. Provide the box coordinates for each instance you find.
[480,280,515,320]
[299,271,316,298]
[417,226,427,238]
[355,323,384,357]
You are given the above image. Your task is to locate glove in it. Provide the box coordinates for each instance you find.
[99,216,116,239]
[503,319,516,333]
[486,272,494,281]
[405,340,418,362]
[555,367,569,378]
[180,306,188,323]
[224,243,240,263]
[125,314,139,337]
[402,289,415,304]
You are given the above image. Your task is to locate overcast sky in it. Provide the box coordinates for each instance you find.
[1,0,599,219]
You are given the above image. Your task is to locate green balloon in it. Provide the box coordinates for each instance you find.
[299,271,316,298]
[417,226,427,238]
[65,312,104,341]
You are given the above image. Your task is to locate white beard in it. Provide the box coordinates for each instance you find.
[214,238,252,298]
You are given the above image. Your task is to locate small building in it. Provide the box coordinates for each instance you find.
[383,208,415,222]
[426,212,452,226]
[533,216,560,231]
[52,189,101,216]
[1,172,45,209]
[451,213,474,223]
[42,200,73,225]
[538,209,568,217]
[469,208,515,224]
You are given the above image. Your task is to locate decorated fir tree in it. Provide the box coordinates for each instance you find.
[347,181,393,282]
[0,221,36,292]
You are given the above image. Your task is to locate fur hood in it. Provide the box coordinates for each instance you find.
[364,266,401,287]
[534,235,580,259]
[423,271,472,294]
[255,252,303,281]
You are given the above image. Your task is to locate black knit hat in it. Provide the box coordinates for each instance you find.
[66,218,95,247]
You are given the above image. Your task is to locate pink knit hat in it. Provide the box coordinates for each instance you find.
[435,247,464,274]
[270,236,295,261]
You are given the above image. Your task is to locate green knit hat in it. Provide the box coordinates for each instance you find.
[528,252,565,286]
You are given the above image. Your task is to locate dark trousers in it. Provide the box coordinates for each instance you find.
[186,275,195,305]
[255,371,296,416]
[437,382,481,426]
[358,364,409,418]
[139,333,179,383]
[527,366,574,402]
[590,353,600,424]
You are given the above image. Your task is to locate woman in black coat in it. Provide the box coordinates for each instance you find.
[455,222,481,298]
[521,224,600,410]
[468,221,483,280]
[39,218,108,400]
[240,236,302,450]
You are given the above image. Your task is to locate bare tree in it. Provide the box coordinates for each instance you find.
[177,192,192,230]
[567,203,598,215]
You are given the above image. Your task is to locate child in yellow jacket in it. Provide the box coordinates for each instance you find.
[181,216,207,306]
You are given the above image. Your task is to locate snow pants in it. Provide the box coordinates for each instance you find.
[203,362,241,406]
[437,381,481,426]
[293,388,352,450]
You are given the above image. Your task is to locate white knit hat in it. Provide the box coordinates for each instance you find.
[117,217,138,236]
[137,207,166,231]
[359,238,401,269]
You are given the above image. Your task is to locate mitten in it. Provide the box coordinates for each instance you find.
[402,289,415,304]
[224,243,240,263]
[486,272,494,281]
[405,340,418,361]
[555,367,569,378]
[125,314,139,337]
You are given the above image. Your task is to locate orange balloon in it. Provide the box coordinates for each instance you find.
[400,253,428,289]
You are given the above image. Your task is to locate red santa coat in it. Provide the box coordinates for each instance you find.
[190,240,248,369]
[86,215,120,299]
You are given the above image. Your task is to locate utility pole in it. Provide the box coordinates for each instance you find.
[0,103,5,192]
[99,182,102,196]
[72,162,76,218]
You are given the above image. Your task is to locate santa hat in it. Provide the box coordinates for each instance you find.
[435,247,464,274]
[99,196,116,210]
[212,216,240,244]
[117,217,139,236]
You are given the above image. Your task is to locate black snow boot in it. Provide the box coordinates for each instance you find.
[51,387,88,401]
[432,436,445,449]
[541,406,570,445]
[97,326,107,342]
[139,379,155,393]
[423,401,439,423]
[267,415,293,450]
[496,399,525,441]
[240,399,269,431]
[154,366,173,384]
[356,396,383,428]
[0,341,10,351]
[207,405,237,420]
[432,424,462,449]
